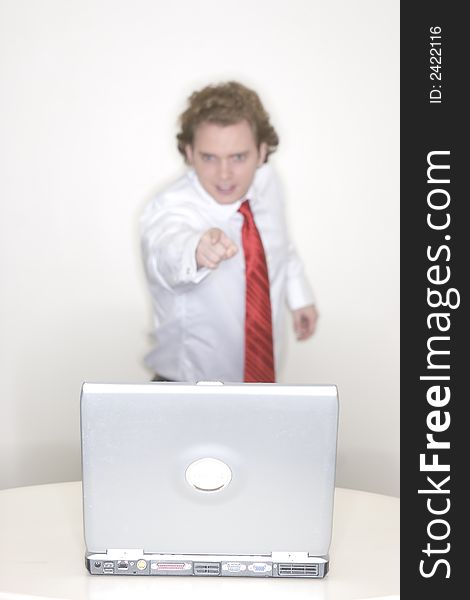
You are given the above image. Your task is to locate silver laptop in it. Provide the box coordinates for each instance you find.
[80,382,338,578]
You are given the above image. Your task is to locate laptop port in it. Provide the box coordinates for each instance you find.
[117,560,129,570]
[136,559,147,571]
[103,568,114,574]
[194,562,220,576]
[152,562,189,571]
[223,562,246,573]
[251,562,271,573]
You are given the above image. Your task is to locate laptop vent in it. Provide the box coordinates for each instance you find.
[278,563,319,577]
[194,562,220,576]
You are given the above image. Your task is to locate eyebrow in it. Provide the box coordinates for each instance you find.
[199,150,250,157]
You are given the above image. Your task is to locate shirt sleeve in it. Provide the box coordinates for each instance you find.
[285,241,316,310]
[140,203,211,293]
[257,164,316,311]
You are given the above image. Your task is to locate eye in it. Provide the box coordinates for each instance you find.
[201,154,214,162]
[233,153,246,162]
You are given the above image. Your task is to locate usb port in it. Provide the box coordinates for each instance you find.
[103,561,114,568]
[103,568,114,574]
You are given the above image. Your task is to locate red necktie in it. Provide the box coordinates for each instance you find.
[238,200,275,383]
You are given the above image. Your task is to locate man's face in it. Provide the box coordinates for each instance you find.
[185,120,267,205]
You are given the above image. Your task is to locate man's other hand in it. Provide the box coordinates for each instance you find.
[292,305,319,340]
[196,228,238,269]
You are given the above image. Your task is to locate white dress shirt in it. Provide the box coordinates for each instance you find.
[140,163,314,382]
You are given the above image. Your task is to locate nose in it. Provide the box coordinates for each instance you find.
[218,159,232,180]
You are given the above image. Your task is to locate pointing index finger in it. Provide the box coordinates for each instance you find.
[218,231,238,252]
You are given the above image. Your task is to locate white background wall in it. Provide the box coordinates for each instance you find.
[0,0,399,495]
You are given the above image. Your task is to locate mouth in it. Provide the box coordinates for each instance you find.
[216,184,236,195]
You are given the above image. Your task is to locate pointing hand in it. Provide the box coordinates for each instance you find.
[196,228,238,270]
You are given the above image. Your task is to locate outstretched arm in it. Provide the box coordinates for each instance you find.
[141,203,238,292]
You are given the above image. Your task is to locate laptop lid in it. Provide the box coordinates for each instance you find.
[80,382,338,558]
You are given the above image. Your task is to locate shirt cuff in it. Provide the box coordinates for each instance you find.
[178,230,211,285]
[286,275,316,311]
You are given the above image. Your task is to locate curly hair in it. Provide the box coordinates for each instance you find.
[177,81,279,163]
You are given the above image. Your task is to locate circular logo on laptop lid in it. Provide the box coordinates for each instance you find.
[185,457,232,492]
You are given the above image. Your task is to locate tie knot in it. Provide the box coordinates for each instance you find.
[238,199,253,220]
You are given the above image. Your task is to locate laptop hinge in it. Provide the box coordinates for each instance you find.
[271,551,327,562]
[105,548,145,558]
[272,551,309,561]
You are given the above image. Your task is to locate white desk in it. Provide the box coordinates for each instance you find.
[0,482,399,600]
